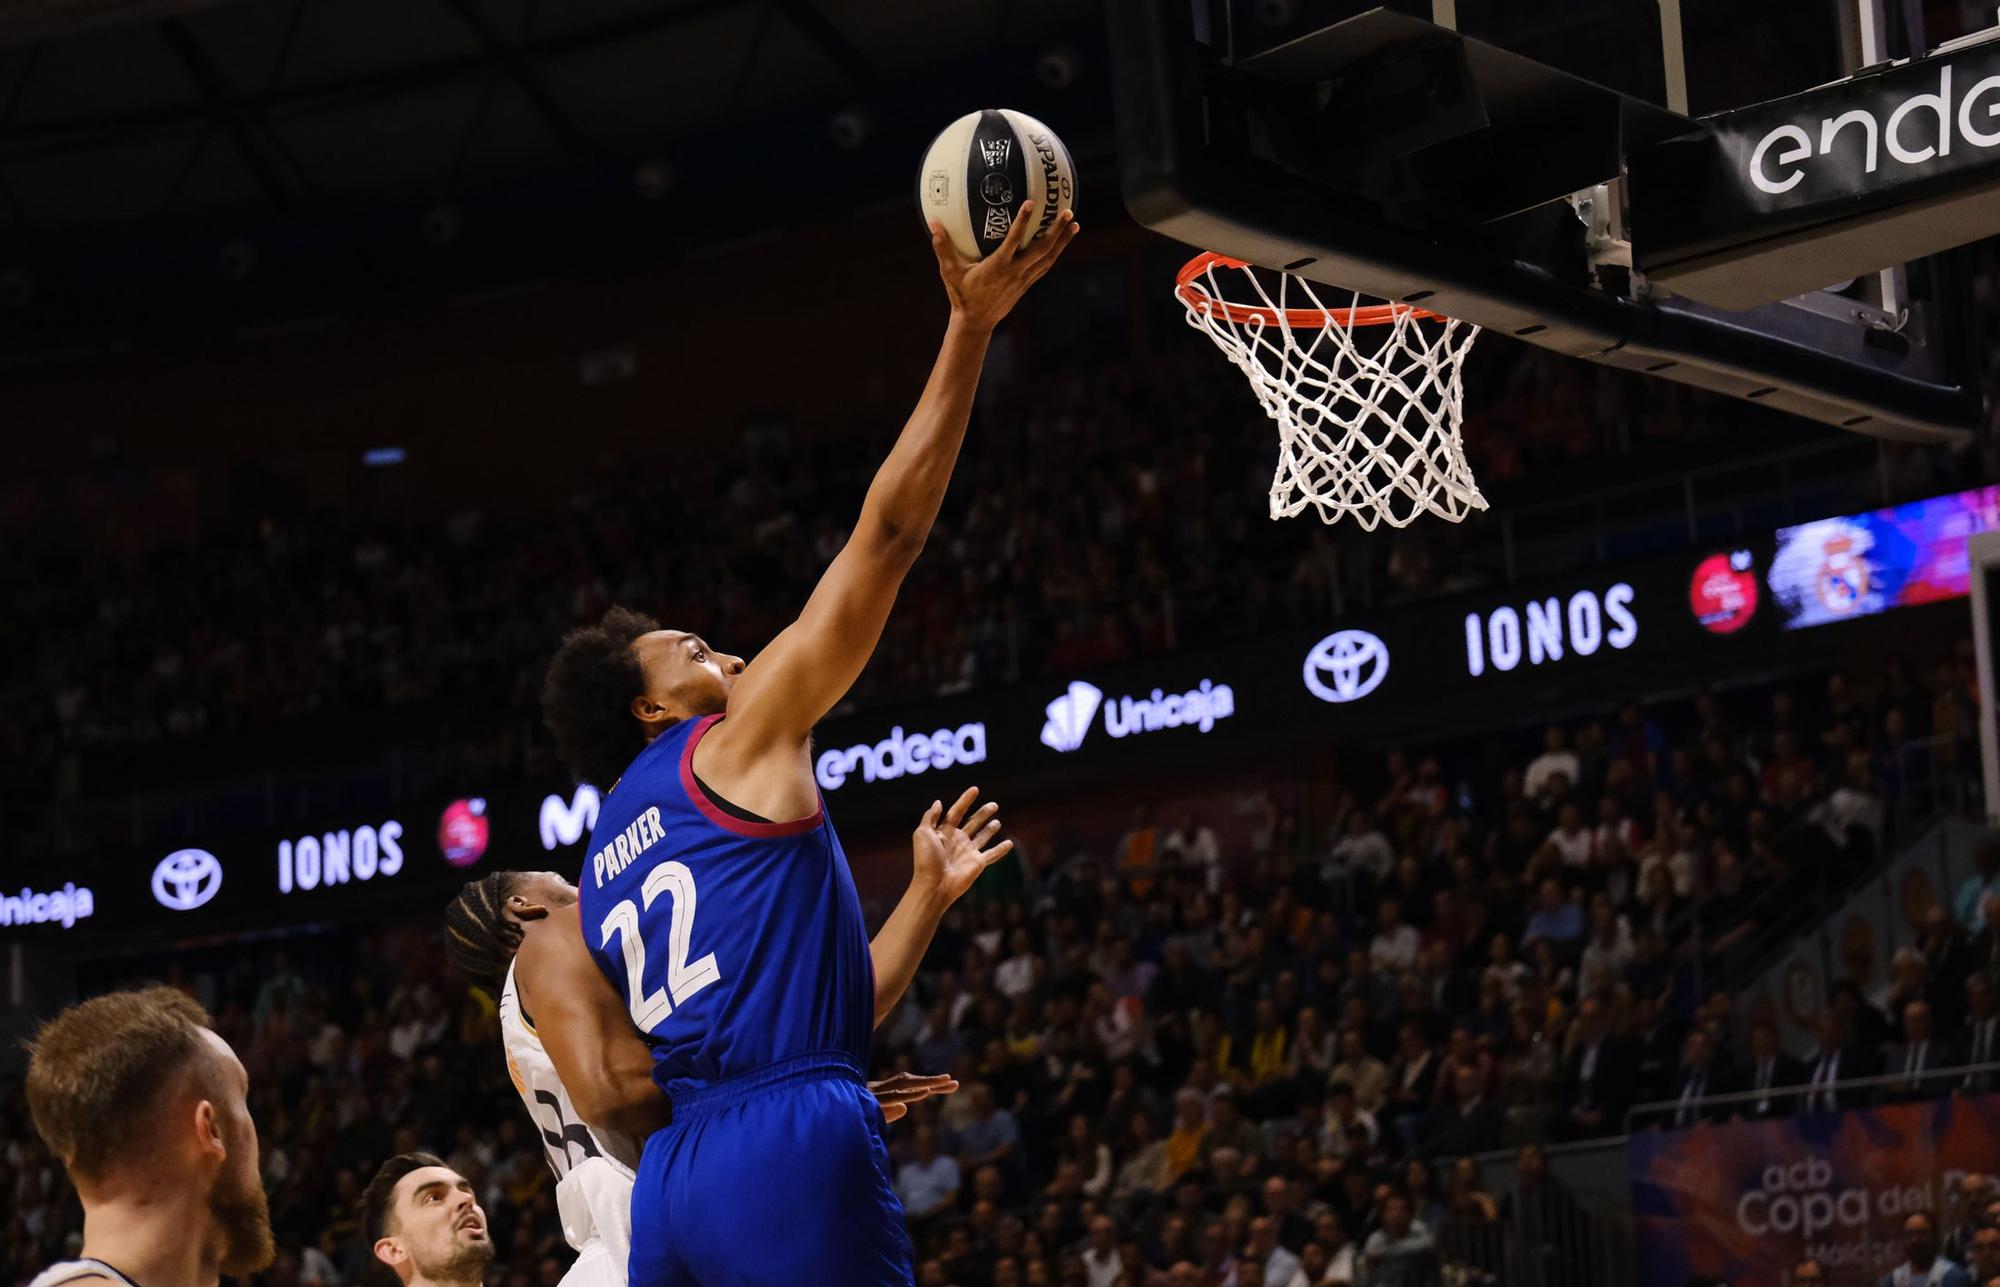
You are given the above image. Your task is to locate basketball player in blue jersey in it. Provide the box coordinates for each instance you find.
[439,789,1012,1287]
[539,203,1076,1286]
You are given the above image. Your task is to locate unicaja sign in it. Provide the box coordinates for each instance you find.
[1748,61,2000,196]
[1040,677,1236,753]
[0,883,94,930]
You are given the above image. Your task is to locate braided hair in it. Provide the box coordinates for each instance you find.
[444,871,524,997]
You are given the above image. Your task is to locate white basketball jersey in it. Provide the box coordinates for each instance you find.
[500,959,640,1273]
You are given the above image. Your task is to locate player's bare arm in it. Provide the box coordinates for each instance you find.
[689,205,1079,820]
[515,902,671,1140]
[871,785,1014,1027]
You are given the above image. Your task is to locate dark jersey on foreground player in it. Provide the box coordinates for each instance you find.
[544,203,1077,1287]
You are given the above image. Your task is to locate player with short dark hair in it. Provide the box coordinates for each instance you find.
[23,986,274,1287]
[362,1153,492,1287]
[543,207,1073,1286]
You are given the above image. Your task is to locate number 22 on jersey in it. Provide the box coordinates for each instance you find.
[599,859,723,1033]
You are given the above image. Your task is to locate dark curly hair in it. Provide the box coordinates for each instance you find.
[443,871,524,998]
[542,605,661,790]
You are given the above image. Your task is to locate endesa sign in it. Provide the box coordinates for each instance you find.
[815,721,988,791]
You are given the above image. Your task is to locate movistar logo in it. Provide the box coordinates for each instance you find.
[1040,681,1103,753]
[540,785,601,851]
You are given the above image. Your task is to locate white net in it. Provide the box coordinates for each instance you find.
[1177,255,1487,531]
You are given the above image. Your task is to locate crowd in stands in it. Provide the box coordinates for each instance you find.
[5,649,1990,1287]
[9,232,2000,856]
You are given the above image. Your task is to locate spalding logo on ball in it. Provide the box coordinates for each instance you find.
[920,109,1076,260]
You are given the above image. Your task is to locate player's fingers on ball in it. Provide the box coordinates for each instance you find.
[1027,214,1073,263]
[1010,199,1038,235]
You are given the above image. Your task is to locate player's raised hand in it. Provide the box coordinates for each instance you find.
[912,786,1013,905]
[869,1071,959,1123]
[929,199,1079,333]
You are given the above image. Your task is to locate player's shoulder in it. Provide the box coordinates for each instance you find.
[516,903,590,979]
[27,1263,129,1287]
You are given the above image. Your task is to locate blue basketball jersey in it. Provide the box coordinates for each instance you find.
[577,714,875,1098]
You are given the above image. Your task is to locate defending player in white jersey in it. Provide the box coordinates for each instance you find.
[444,787,1013,1286]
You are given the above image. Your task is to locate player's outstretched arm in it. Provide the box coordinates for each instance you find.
[713,207,1079,764]
[871,786,1013,1027]
[516,904,671,1139]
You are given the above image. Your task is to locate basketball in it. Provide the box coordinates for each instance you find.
[918,108,1077,261]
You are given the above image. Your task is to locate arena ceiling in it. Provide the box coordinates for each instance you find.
[0,0,1104,350]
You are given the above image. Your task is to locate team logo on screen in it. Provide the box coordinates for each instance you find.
[1302,630,1390,704]
[1688,551,1760,635]
[152,847,223,911]
[437,798,491,868]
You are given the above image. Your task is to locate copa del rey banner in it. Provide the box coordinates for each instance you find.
[1628,1095,2000,1285]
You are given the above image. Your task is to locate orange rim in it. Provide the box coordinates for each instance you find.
[1175,252,1441,328]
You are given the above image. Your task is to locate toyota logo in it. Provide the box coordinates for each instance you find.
[1303,630,1390,704]
[152,848,223,911]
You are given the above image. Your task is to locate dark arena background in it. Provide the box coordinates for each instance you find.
[7,1,2000,1285]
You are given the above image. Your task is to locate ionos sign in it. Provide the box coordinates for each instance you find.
[278,820,405,894]
[1463,583,1639,677]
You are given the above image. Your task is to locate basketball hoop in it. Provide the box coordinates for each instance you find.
[1176,253,1486,531]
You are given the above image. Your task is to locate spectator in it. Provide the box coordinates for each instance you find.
[1109,1111,1168,1203]
[1081,1214,1123,1287]
[1802,1013,1872,1114]
[1965,1224,2000,1287]
[1525,728,1581,801]
[898,1125,961,1223]
[958,1082,1023,1179]
[1878,1212,1971,1287]
[1333,811,1397,883]
[1446,1157,1499,1222]
[1359,1192,1438,1285]
[1522,882,1584,957]
[1663,1029,1726,1130]
[1163,1087,1210,1186]
[1958,835,2000,931]
[1963,975,2000,1093]
[1424,1063,1501,1157]
[1738,1019,1803,1121]
[1560,997,1636,1139]
[1245,1215,1300,1287]
[1370,900,1420,974]
[1885,1001,1949,1102]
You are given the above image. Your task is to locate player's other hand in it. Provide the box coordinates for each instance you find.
[929,199,1079,333]
[870,1071,959,1123]
[913,787,1014,905]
